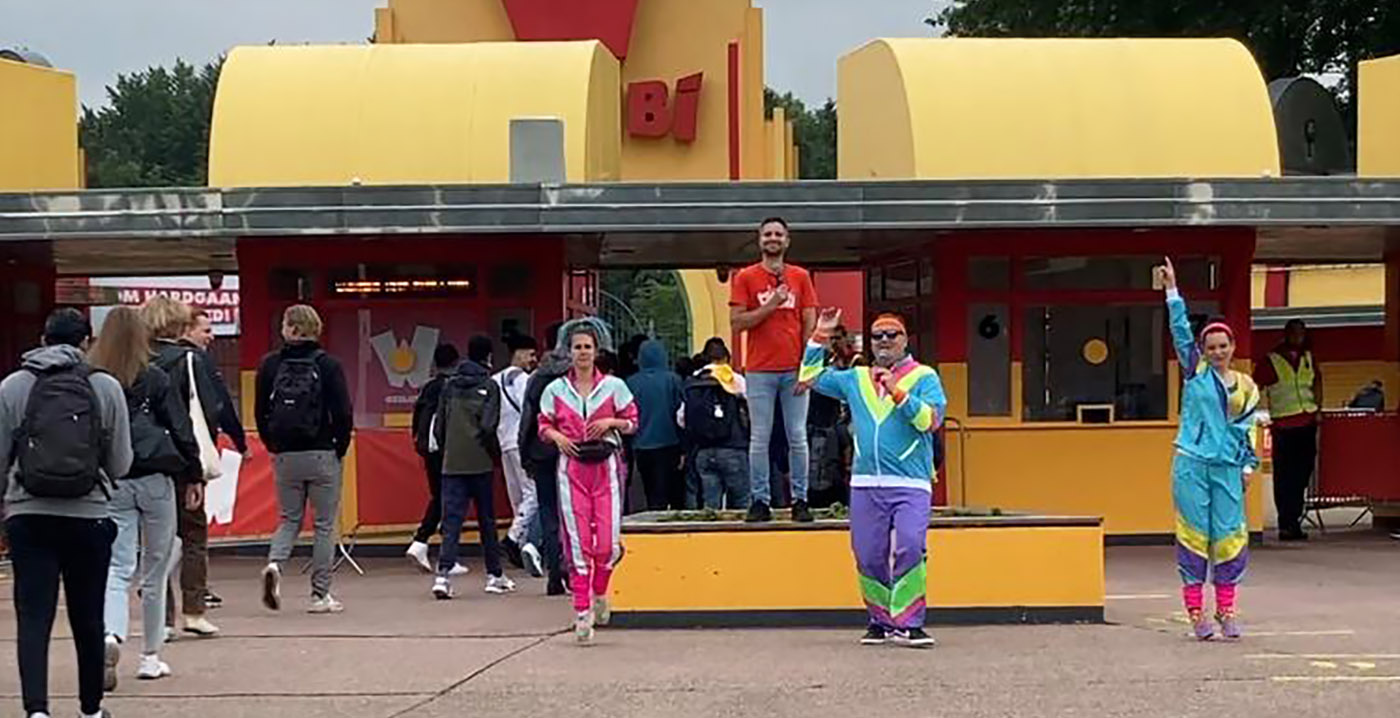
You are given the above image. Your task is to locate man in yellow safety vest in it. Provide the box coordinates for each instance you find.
[1253,319,1321,541]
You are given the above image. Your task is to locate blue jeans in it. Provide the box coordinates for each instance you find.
[104,474,177,656]
[696,447,750,509]
[747,370,810,505]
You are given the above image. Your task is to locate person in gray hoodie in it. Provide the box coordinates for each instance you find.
[0,308,131,718]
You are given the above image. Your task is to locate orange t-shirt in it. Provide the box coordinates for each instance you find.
[730,262,818,372]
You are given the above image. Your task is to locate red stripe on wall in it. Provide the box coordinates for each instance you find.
[1264,267,1289,307]
[727,41,740,181]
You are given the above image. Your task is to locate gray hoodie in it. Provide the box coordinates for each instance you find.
[0,345,133,519]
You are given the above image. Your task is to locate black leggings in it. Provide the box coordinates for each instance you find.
[7,514,116,716]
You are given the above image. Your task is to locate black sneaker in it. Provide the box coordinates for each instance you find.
[894,627,936,648]
[546,575,568,596]
[205,589,223,608]
[791,500,814,523]
[501,537,525,569]
[1279,527,1309,542]
[745,501,772,523]
[860,625,888,645]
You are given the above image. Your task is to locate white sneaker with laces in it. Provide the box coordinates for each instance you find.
[574,610,595,644]
[261,562,282,611]
[406,541,432,572]
[432,576,454,600]
[592,595,612,627]
[137,653,172,680]
[103,635,120,691]
[449,563,471,576]
[485,575,517,594]
[308,594,345,614]
[182,614,220,637]
[521,543,544,578]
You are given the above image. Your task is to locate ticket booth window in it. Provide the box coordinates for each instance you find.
[1022,304,1168,422]
[867,258,935,364]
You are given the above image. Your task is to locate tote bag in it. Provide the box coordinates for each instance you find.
[186,353,224,482]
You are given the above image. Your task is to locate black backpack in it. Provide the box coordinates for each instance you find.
[441,375,499,472]
[15,364,107,498]
[683,374,745,449]
[267,351,325,446]
[126,373,186,479]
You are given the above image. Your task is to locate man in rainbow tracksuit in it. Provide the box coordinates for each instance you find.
[800,310,946,648]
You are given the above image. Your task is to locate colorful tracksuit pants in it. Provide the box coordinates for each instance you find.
[1172,453,1248,611]
[556,454,623,613]
[851,486,931,630]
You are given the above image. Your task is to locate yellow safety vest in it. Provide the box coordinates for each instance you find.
[1266,351,1318,417]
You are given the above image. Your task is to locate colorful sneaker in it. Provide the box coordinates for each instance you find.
[1216,610,1242,640]
[137,653,172,680]
[574,610,595,644]
[485,575,517,594]
[1189,609,1214,641]
[308,593,345,614]
[261,562,282,611]
[103,635,120,691]
[893,627,936,648]
[432,576,454,600]
[521,543,544,578]
[860,625,889,646]
[592,595,612,627]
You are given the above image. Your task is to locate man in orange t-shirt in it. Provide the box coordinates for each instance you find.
[729,216,818,522]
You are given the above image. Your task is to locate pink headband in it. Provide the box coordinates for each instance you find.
[1199,322,1234,343]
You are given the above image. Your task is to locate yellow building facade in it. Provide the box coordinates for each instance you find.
[0,58,80,191]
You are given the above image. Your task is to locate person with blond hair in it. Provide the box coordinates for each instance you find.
[141,296,222,638]
[254,305,353,614]
[91,307,200,688]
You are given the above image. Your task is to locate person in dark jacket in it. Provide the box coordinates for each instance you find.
[142,296,222,638]
[626,340,685,510]
[405,344,470,577]
[430,335,514,599]
[179,307,246,611]
[254,305,354,615]
[519,321,572,596]
[91,307,200,688]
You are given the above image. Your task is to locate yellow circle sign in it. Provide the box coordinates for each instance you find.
[1083,338,1109,365]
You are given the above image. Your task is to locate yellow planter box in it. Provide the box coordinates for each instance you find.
[611,511,1105,627]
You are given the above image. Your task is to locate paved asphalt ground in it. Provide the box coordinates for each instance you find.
[1,525,1396,718]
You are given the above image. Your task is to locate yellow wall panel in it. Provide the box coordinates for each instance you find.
[1359,54,1400,177]
[208,42,620,187]
[0,59,79,191]
[839,38,1279,180]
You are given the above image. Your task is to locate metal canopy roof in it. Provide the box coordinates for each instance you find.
[1,177,1398,275]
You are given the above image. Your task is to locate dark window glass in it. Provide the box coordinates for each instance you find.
[1022,303,1168,422]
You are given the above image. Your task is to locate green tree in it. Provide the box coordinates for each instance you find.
[932,0,1400,137]
[79,58,223,188]
[765,89,838,179]
[599,269,690,362]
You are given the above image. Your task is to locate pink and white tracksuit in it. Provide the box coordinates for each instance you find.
[537,369,638,613]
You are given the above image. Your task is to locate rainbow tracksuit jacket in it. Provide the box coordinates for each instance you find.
[800,343,947,629]
[1167,289,1259,588]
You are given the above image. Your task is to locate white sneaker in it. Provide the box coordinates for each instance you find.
[182,614,220,637]
[592,595,612,627]
[163,626,178,643]
[432,576,454,600]
[308,593,345,614]
[103,635,120,691]
[521,543,544,578]
[449,563,471,576]
[485,575,517,594]
[261,562,282,611]
[574,610,595,644]
[406,541,432,573]
[137,653,172,680]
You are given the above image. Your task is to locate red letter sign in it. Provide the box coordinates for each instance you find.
[626,73,703,141]
[671,72,703,143]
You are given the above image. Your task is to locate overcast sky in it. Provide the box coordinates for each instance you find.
[1,0,945,110]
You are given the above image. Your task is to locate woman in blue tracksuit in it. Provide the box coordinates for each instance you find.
[1160,257,1262,641]
[800,310,946,648]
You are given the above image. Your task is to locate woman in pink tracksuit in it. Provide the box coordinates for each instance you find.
[538,322,638,644]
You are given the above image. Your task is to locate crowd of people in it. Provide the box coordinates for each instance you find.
[2,216,1336,717]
